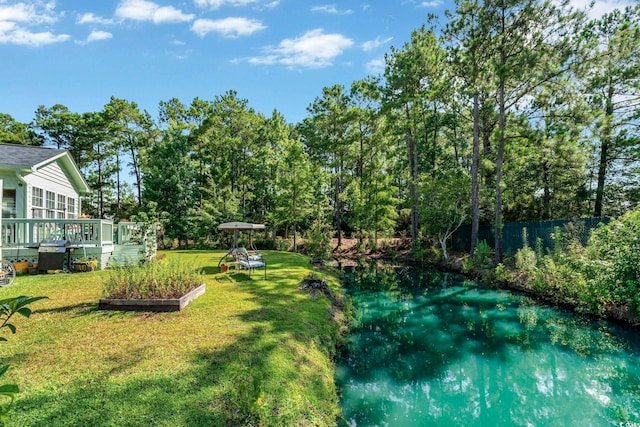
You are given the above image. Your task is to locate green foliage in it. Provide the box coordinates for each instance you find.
[274,237,292,252]
[419,170,471,260]
[461,256,475,273]
[473,240,493,269]
[534,237,544,262]
[103,257,203,299]
[494,263,510,282]
[585,210,640,314]
[142,125,198,247]
[515,247,537,274]
[515,228,538,273]
[0,295,47,426]
[304,219,332,262]
[271,137,314,251]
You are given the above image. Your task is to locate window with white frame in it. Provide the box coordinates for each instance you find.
[67,197,76,218]
[57,194,66,219]
[46,191,55,219]
[31,187,77,219]
[32,187,44,219]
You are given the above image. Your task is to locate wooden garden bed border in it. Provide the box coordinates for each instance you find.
[98,284,206,312]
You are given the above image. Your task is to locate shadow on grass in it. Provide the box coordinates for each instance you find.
[12,254,340,426]
[33,302,97,316]
[200,266,221,275]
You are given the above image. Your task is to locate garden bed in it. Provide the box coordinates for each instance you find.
[98,283,206,312]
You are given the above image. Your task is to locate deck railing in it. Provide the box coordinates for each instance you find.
[1,219,114,248]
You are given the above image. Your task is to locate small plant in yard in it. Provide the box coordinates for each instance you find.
[0,295,47,426]
[103,257,203,299]
[473,240,493,268]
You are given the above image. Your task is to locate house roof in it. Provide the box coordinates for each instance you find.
[0,143,67,168]
[0,143,90,194]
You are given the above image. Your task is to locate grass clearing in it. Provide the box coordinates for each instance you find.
[0,250,343,426]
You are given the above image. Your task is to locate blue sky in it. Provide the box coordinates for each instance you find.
[0,0,630,125]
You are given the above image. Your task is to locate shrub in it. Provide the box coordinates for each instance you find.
[515,247,537,273]
[274,237,292,252]
[461,256,474,273]
[103,257,203,299]
[305,220,332,262]
[473,240,493,268]
[586,210,640,315]
[495,263,510,282]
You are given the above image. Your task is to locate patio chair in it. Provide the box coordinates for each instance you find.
[236,247,266,279]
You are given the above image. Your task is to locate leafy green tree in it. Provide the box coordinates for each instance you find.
[581,5,640,216]
[304,217,332,262]
[445,0,496,254]
[79,111,118,219]
[298,85,353,248]
[481,0,584,263]
[382,24,449,252]
[504,82,591,221]
[586,208,640,314]
[0,114,41,145]
[420,169,470,261]
[344,78,398,248]
[272,137,313,252]
[33,104,84,164]
[248,110,288,226]
[142,124,197,248]
[103,97,157,209]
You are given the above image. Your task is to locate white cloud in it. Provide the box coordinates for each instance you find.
[311,5,353,15]
[87,30,112,42]
[191,17,265,37]
[365,57,385,74]
[0,27,69,46]
[0,1,69,46]
[0,1,57,24]
[362,36,392,52]
[194,0,259,9]
[249,28,354,68]
[115,0,194,24]
[569,0,634,18]
[75,29,113,45]
[418,1,442,7]
[77,12,114,25]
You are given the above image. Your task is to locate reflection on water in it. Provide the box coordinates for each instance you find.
[336,263,640,426]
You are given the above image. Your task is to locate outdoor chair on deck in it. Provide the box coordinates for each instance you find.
[236,247,266,279]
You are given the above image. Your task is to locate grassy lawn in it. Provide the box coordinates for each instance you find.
[0,250,343,426]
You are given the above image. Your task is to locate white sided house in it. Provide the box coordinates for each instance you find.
[0,143,153,270]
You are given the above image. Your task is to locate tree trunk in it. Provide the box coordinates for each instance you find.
[494,40,506,266]
[594,80,615,217]
[470,91,481,254]
[542,160,551,220]
[293,224,297,252]
[405,105,419,252]
[335,172,342,248]
[116,153,122,216]
[494,5,508,266]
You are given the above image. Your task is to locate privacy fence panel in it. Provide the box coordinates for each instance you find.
[451,217,610,254]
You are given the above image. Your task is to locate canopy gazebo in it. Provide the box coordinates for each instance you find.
[217,222,267,278]
[218,222,265,251]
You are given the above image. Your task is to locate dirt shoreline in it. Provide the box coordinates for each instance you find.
[327,238,640,329]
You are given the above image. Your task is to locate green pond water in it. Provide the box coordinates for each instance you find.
[336,265,640,426]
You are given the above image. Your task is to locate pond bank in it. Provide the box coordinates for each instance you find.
[328,238,640,329]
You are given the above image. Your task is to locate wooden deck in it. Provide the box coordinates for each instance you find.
[0,219,155,269]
